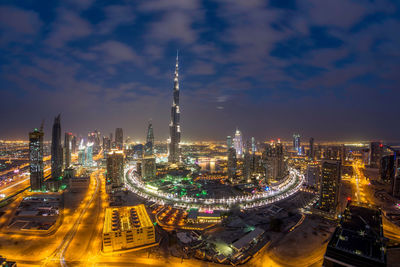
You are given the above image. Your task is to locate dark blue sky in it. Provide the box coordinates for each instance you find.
[0,0,399,142]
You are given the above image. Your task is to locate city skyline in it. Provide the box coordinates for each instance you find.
[1,1,400,141]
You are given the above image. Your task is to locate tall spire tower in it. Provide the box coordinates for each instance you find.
[168,51,181,163]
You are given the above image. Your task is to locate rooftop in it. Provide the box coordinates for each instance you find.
[104,204,153,234]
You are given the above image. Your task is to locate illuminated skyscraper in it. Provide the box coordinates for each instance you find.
[227,136,233,149]
[168,52,181,164]
[142,121,156,179]
[115,128,123,150]
[144,121,154,157]
[233,128,243,158]
[369,141,383,168]
[71,135,77,154]
[51,114,63,179]
[293,134,301,155]
[86,142,93,166]
[29,126,44,191]
[227,147,237,183]
[107,150,124,189]
[251,137,256,154]
[64,132,72,168]
[243,150,252,182]
[319,160,341,213]
[263,141,285,184]
[78,140,86,165]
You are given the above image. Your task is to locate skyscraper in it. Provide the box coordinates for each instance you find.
[251,137,256,154]
[243,150,252,182]
[369,141,383,168]
[64,132,72,168]
[309,137,315,160]
[263,141,285,184]
[71,135,77,154]
[319,160,341,213]
[168,52,181,164]
[29,126,44,191]
[78,139,86,165]
[86,142,93,166]
[233,128,243,158]
[107,150,124,190]
[293,134,301,155]
[227,147,237,183]
[227,136,233,149]
[115,128,123,150]
[142,121,156,180]
[144,121,154,157]
[51,114,63,179]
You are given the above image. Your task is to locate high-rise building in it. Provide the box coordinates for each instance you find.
[318,160,341,213]
[293,134,301,155]
[29,127,44,191]
[168,52,181,164]
[51,114,63,179]
[306,162,320,188]
[309,137,315,160]
[86,142,93,166]
[142,122,156,180]
[227,136,233,149]
[380,155,394,183]
[103,136,111,151]
[324,203,386,267]
[78,140,86,165]
[106,150,124,190]
[227,147,237,183]
[144,121,154,157]
[233,128,243,158]
[263,141,285,184]
[243,150,252,182]
[64,132,72,168]
[251,137,256,154]
[391,151,400,198]
[369,141,383,168]
[115,128,123,150]
[71,135,77,154]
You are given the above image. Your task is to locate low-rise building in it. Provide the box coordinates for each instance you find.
[187,209,222,224]
[102,204,156,252]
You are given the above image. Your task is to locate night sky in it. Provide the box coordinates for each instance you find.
[0,0,399,142]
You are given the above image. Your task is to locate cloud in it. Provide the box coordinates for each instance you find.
[65,0,95,10]
[303,0,368,28]
[92,40,142,65]
[0,6,42,34]
[188,61,216,75]
[45,8,92,48]
[139,0,200,12]
[98,5,135,34]
[147,11,198,44]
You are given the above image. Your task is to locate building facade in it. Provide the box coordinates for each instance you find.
[233,129,243,158]
[115,128,123,150]
[263,141,285,184]
[106,150,124,190]
[51,114,63,179]
[318,160,341,213]
[64,132,72,168]
[29,127,44,191]
[168,53,181,164]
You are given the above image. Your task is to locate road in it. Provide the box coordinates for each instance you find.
[350,161,400,242]
[42,169,102,266]
[0,169,102,266]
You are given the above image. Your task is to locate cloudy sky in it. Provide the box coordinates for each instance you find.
[0,0,399,142]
